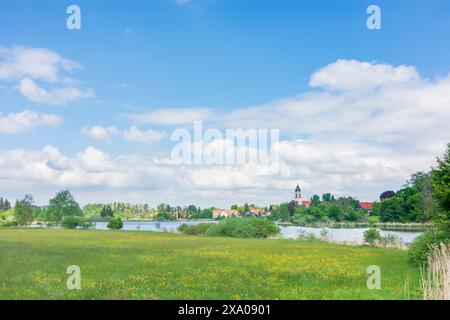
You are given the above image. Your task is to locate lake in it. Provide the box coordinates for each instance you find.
[90,220,422,244]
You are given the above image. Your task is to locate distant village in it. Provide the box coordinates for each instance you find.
[168,184,373,220]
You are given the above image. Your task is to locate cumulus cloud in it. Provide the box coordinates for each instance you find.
[0,109,63,134]
[81,126,121,141]
[309,59,420,92]
[19,78,94,105]
[0,46,80,82]
[0,46,94,105]
[82,125,164,144]
[2,59,450,206]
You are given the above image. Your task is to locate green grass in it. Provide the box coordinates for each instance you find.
[368,216,380,223]
[0,228,421,299]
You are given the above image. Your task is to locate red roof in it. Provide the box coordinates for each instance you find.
[301,200,311,206]
[359,202,373,210]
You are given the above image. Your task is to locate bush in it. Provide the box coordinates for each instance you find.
[0,220,17,227]
[61,216,84,229]
[206,218,279,238]
[408,231,449,266]
[107,217,123,230]
[177,223,213,235]
[363,228,382,246]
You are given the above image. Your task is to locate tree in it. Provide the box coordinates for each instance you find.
[14,194,34,225]
[48,190,82,223]
[4,199,11,211]
[380,190,395,200]
[107,217,123,230]
[100,205,113,218]
[82,203,103,219]
[311,195,321,206]
[431,143,450,235]
[364,228,382,246]
[322,193,334,202]
[243,203,250,215]
[288,200,297,216]
[327,205,343,222]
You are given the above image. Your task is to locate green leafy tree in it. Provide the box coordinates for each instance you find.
[311,195,321,206]
[13,194,35,225]
[431,143,450,235]
[100,205,114,217]
[107,216,123,230]
[48,190,82,223]
[327,205,343,222]
[82,203,103,219]
[364,228,382,246]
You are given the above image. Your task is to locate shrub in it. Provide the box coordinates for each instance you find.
[107,217,123,230]
[363,228,382,246]
[61,216,83,229]
[177,223,213,235]
[409,231,449,266]
[297,230,318,241]
[206,218,279,238]
[0,220,17,227]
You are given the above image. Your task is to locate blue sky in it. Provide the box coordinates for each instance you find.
[1,0,450,207]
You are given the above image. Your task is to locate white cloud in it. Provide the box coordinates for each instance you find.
[0,46,80,82]
[19,78,94,106]
[2,59,450,207]
[81,126,121,141]
[309,59,420,92]
[126,107,214,125]
[0,46,94,105]
[0,109,63,134]
[123,126,164,144]
[82,125,164,144]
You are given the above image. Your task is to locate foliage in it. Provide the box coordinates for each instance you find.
[107,217,123,230]
[62,216,83,229]
[177,223,213,235]
[310,195,321,206]
[13,194,35,226]
[0,197,11,211]
[380,190,395,200]
[61,216,94,229]
[363,228,382,246]
[206,217,279,238]
[431,143,450,236]
[48,190,82,223]
[100,205,114,218]
[409,231,448,266]
[82,203,103,219]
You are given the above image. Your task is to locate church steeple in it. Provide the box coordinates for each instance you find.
[295,184,302,204]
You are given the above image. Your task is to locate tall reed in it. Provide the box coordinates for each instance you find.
[420,243,450,300]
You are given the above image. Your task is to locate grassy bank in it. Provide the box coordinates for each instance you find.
[0,228,421,299]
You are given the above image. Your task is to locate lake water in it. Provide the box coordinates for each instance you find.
[90,221,422,244]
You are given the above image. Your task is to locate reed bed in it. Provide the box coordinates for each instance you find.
[420,243,450,300]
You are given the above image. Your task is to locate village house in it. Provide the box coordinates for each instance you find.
[212,209,240,219]
[172,210,188,220]
[247,208,271,217]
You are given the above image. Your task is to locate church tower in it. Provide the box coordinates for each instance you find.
[294,184,302,205]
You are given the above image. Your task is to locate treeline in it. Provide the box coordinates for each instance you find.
[371,171,434,223]
[0,191,219,227]
[270,195,366,224]
[408,143,450,264]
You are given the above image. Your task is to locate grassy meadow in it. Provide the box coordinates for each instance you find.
[0,228,421,299]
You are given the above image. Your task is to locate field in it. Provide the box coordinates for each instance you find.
[0,228,421,299]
